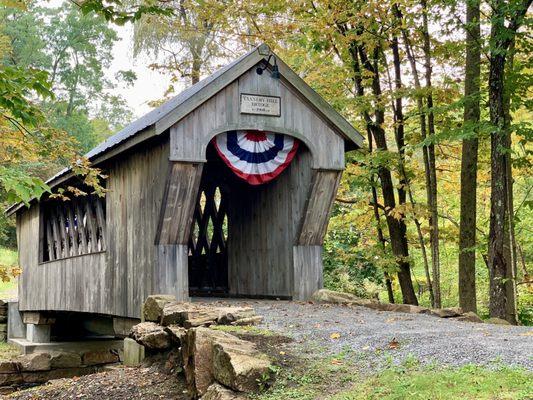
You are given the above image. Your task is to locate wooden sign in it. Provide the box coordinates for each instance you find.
[240,94,281,117]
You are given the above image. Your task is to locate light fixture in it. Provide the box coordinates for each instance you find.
[255,55,280,79]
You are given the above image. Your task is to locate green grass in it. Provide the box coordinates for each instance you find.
[0,342,20,361]
[0,247,18,299]
[255,353,533,400]
[332,364,532,400]
[210,325,276,336]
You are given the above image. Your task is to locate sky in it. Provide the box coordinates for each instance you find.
[107,24,173,118]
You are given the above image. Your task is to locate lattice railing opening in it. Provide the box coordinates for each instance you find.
[188,180,229,293]
[41,195,106,262]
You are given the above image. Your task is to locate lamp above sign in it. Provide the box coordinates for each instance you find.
[240,93,281,117]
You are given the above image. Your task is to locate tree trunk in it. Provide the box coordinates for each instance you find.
[503,38,518,324]
[388,35,431,305]
[421,0,441,308]
[394,4,438,306]
[368,127,395,304]
[487,0,530,322]
[357,45,419,305]
[458,0,481,313]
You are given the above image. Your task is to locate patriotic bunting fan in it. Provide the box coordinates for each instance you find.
[213,130,299,185]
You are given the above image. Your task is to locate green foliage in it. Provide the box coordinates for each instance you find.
[324,226,383,299]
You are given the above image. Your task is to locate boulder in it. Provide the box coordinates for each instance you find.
[182,327,236,397]
[312,289,360,304]
[143,295,177,322]
[0,361,20,374]
[123,338,145,367]
[217,307,256,325]
[0,324,6,333]
[212,337,271,393]
[455,312,484,323]
[486,317,511,326]
[163,348,183,373]
[50,352,82,368]
[130,322,172,350]
[17,353,51,372]
[161,303,203,326]
[82,350,120,366]
[165,325,187,345]
[201,383,248,400]
[425,307,464,318]
[0,372,22,386]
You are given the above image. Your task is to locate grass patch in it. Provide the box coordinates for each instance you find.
[210,325,276,336]
[0,342,20,361]
[332,363,532,400]
[254,350,359,400]
[255,353,532,400]
[0,247,18,299]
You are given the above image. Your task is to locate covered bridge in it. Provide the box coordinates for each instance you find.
[7,44,363,329]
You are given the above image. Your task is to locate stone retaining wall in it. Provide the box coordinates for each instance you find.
[0,349,121,394]
[129,296,272,400]
[0,301,8,342]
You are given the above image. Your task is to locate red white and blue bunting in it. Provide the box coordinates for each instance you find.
[213,130,299,185]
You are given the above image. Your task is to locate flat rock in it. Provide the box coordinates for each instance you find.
[201,383,247,400]
[455,312,484,323]
[82,350,119,366]
[130,322,172,350]
[143,295,177,322]
[486,317,511,325]
[312,289,360,304]
[22,366,99,384]
[0,360,20,374]
[231,316,264,326]
[17,353,51,372]
[161,303,202,326]
[161,303,256,328]
[50,352,82,369]
[212,336,271,393]
[217,307,256,325]
[425,307,464,318]
[0,372,22,386]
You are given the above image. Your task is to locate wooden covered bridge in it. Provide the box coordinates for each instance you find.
[7,44,363,338]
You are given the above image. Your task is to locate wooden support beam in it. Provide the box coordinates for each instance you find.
[156,162,203,245]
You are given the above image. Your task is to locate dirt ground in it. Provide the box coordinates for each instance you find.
[4,366,188,400]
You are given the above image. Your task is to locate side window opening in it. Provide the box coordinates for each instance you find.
[40,194,106,263]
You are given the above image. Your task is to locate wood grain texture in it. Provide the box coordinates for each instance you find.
[169,66,345,170]
[297,170,342,245]
[156,162,203,245]
[18,140,171,318]
[293,245,323,300]
[228,147,313,298]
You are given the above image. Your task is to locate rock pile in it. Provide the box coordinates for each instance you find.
[130,296,271,400]
[312,289,484,323]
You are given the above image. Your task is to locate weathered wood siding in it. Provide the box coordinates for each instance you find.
[18,140,171,317]
[18,205,111,313]
[228,147,313,297]
[105,140,170,317]
[169,66,345,170]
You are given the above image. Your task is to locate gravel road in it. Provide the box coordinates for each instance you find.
[205,299,533,370]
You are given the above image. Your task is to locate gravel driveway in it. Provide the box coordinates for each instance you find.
[203,299,533,370]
